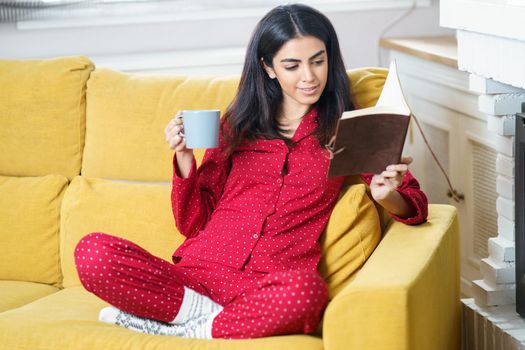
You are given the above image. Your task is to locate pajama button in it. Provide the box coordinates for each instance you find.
[253,234,259,239]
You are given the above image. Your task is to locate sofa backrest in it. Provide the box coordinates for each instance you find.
[80,66,388,183]
[0,56,94,179]
[60,176,182,287]
[81,69,239,182]
[0,57,387,181]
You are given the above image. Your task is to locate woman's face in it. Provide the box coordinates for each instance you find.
[263,35,328,114]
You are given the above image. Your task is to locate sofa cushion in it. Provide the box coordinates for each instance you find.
[0,286,323,350]
[0,281,59,313]
[348,67,387,109]
[60,176,185,288]
[319,183,381,300]
[81,69,238,182]
[80,67,386,183]
[0,56,94,178]
[0,174,69,286]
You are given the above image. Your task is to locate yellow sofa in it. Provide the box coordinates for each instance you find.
[0,56,460,350]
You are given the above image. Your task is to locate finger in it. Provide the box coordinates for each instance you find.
[381,170,398,178]
[175,111,184,124]
[169,134,184,148]
[168,136,179,150]
[386,164,408,172]
[167,126,184,140]
[384,177,396,188]
[401,156,413,165]
[165,116,181,133]
[166,111,183,131]
[166,127,177,142]
[373,175,385,186]
[168,138,176,150]
[165,123,179,136]
[170,125,183,135]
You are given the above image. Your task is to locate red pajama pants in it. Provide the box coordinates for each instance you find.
[74,232,328,339]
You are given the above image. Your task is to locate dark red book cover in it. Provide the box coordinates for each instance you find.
[328,60,411,177]
[328,113,410,176]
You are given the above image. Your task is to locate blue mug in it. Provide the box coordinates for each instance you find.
[181,109,220,149]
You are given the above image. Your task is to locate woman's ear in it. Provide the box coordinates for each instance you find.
[261,58,277,79]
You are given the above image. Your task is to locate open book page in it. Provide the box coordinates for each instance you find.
[328,60,412,176]
[341,105,408,119]
[340,60,411,120]
[375,60,411,115]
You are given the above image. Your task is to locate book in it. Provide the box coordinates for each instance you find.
[327,60,411,177]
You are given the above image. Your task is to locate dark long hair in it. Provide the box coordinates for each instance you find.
[222,3,354,156]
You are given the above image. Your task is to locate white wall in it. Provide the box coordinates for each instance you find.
[0,0,452,74]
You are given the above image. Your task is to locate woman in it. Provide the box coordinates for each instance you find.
[75,3,427,339]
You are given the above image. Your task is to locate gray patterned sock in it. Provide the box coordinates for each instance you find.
[99,306,223,339]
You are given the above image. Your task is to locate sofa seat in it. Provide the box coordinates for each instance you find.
[0,281,59,313]
[0,287,323,350]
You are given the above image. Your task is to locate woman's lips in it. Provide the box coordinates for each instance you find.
[298,85,319,96]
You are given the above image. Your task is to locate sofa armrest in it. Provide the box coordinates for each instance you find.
[322,204,461,350]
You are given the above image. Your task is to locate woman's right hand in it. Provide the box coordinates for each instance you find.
[164,110,191,153]
[165,110,194,178]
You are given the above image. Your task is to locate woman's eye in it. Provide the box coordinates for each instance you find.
[284,65,298,71]
[313,60,325,66]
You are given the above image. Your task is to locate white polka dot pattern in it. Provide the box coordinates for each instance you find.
[171,107,427,272]
[171,107,345,272]
[75,233,328,339]
[74,106,428,339]
[212,270,328,338]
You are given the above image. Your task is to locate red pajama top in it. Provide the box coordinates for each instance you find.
[171,107,428,273]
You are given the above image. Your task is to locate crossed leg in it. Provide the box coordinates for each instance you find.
[75,232,329,339]
[75,232,217,323]
[212,270,329,339]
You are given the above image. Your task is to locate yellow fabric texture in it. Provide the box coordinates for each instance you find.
[346,67,388,109]
[0,59,462,349]
[59,176,185,288]
[0,57,94,179]
[80,67,386,182]
[0,281,58,313]
[323,204,461,350]
[0,174,69,286]
[81,69,239,182]
[345,174,392,233]
[0,287,323,350]
[319,184,381,300]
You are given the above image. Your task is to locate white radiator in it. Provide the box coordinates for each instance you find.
[462,298,525,349]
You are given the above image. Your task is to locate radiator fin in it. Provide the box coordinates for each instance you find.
[472,142,498,259]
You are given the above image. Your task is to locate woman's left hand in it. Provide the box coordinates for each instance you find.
[369,156,413,202]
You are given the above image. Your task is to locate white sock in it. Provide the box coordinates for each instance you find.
[98,306,222,339]
[97,288,223,338]
[99,306,119,324]
[171,286,223,324]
